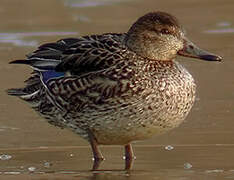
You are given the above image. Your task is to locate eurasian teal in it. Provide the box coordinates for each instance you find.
[7,12,222,170]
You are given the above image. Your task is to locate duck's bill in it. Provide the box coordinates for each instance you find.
[177,38,222,61]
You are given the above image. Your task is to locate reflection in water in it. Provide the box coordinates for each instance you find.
[205,169,224,173]
[0,154,12,161]
[0,126,19,132]
[91,171,131,180]
[64,0,131,8]
[216,22,231,27]
[184,162,193,169]
[204,28,234,34]
[0,38,37,47]
[0,32,78,47]
[204,21,234,34]
[73,15,92,23]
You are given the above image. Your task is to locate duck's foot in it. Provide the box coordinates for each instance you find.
[92,157,105,171]
[124,144,135,170]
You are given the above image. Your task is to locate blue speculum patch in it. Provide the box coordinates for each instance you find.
[41,70,65,83]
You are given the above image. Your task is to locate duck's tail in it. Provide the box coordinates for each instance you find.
[6,72,43,106]
[9,58,61,71]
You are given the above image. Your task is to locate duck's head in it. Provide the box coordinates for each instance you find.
[125,12,222,61]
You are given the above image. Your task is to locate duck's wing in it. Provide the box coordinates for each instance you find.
[11,33,126,75]
[54,33,127,76]
[42,34,131,113]
[9,33,127,88]
[8,33,131,113]
[44,71,125,113]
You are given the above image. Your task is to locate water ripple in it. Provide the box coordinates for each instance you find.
[64,0,131,8]
[204,28,234,34]
[204,21,234,34]
[0,32,78,47]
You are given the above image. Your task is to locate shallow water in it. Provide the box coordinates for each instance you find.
[0,0,234,179]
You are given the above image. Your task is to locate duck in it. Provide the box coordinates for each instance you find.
[7,11,222,170]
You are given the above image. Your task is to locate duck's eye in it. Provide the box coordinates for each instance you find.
[160,29,170,34]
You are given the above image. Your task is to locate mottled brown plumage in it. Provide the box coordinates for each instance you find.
[7,11,221,170]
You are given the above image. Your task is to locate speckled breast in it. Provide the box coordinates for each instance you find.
[83,60,196,145]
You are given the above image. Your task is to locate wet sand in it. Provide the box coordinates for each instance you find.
[0,0,234,179]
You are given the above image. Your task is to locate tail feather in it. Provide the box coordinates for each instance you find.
[6,88,28,96]
[9,59,61,71]
[8,39,68,105]
[7,72,42,97]
[9,60,29,64]
[7,87,41,108]
[7,82,41,97]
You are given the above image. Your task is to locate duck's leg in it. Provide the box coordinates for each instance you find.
[124,143,134,170]
[88,132,104,170]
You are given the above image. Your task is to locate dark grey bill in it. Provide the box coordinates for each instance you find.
[177,38,222,62]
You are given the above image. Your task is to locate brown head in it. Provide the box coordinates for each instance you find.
[125,12,222,61]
